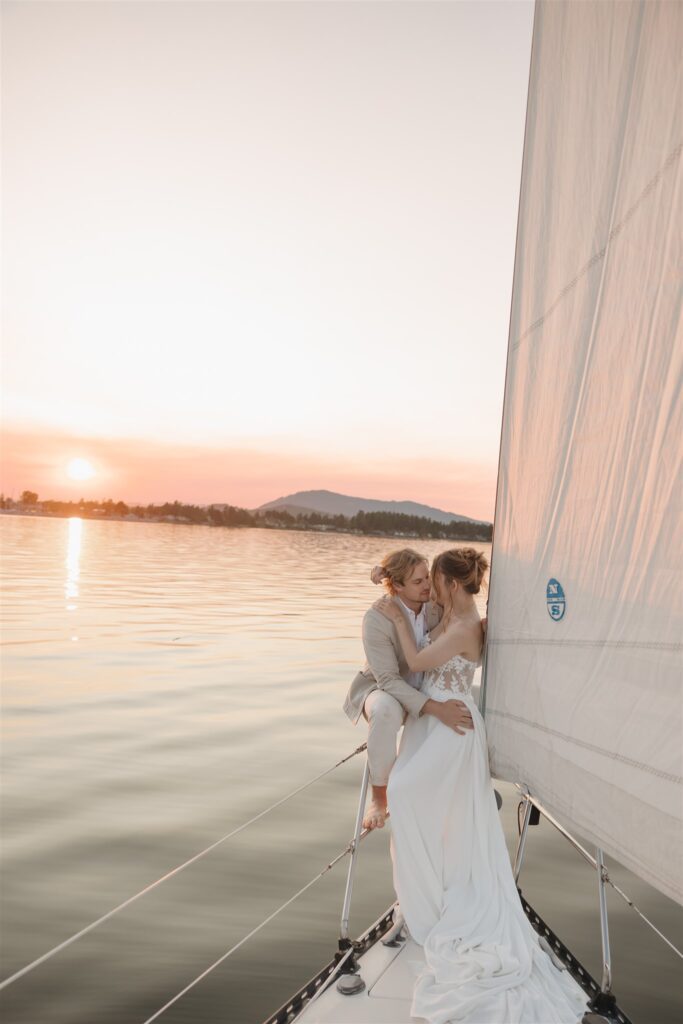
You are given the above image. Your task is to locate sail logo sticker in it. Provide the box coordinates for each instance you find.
[546,579,566,621]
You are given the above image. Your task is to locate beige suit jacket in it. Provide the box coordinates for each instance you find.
[343,601,442,724]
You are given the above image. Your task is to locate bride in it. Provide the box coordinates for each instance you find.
[375,548,589,1024]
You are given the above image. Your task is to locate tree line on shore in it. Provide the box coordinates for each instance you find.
[1,491,492,541]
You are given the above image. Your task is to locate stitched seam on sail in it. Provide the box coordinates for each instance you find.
[511,140,682,352]
[487,638,682,651]
[489,746,683,902]
[486,708,683,784]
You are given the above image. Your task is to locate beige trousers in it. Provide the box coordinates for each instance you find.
[362,689,408,786]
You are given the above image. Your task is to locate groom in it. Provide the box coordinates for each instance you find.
[343,548,474,829]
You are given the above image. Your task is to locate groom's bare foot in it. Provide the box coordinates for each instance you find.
[363,799,388,830]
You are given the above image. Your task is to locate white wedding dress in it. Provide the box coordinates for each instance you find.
[386,643,589,1024]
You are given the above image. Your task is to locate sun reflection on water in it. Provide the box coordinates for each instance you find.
[65,516,82,608]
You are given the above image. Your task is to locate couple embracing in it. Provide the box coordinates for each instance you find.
[343,547,588,1024]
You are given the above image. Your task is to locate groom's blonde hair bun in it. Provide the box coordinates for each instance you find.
[432,548,489,595]
[373,548,428,595]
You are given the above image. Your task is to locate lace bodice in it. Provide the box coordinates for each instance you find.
[420,637,479,699]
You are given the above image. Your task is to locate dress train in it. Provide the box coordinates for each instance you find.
[387,653,589,1024]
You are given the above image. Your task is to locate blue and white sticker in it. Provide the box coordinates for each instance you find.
[546,578,566,621]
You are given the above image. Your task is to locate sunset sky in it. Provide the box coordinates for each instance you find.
[2,0,534,521]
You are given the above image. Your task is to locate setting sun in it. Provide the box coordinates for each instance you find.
[66,458,96,482]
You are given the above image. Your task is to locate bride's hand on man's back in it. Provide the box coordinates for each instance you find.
[373,596,404,623]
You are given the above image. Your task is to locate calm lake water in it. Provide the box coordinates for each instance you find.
[1,515,681,1024]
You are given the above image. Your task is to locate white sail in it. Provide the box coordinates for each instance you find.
[484,0,682,906]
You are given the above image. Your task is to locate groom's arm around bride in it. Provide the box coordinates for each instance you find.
[342,549,473,829]
[343,600,475,733]
[342,598,475,737]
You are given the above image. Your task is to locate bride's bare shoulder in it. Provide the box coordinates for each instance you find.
[442,615,482,661]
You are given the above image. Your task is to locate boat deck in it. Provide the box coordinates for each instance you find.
[291,923,428,1023]
[265,899,632,1024]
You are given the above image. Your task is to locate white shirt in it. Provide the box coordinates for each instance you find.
[398,598,427,690]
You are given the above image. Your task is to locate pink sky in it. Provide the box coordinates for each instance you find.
[2,2,533,523]
[1,427,497,521]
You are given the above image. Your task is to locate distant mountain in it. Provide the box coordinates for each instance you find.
[257,490,490,526]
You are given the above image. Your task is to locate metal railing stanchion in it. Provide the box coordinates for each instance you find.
[340,760,370,941]
[513,787,533,883]
[596,848,612,994]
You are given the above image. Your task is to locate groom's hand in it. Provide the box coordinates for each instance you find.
[421,698,474,734]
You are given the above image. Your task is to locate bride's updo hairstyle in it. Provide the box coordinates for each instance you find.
[371,548,428,595]
[431,548,489,596]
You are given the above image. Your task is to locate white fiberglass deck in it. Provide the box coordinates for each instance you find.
[286,895,600,1024]
[295,929,428,1024]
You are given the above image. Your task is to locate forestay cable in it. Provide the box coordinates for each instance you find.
[515,788,683,960]
[0,744,367,992]
[141,833,368,1023]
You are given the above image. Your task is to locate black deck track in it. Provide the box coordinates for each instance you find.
[262,896,632,1024]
